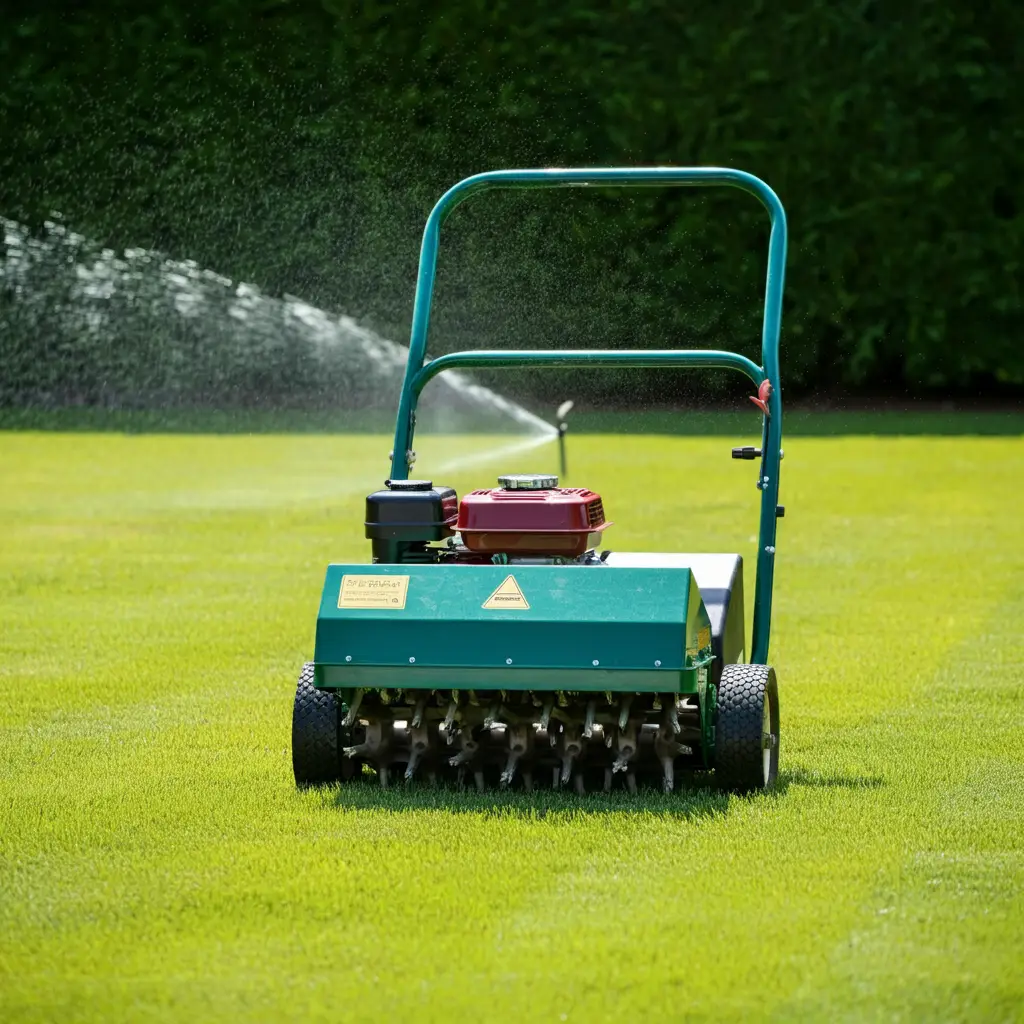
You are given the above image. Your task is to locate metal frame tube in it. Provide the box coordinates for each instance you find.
[389,167,787,663]
[411,349,765,395]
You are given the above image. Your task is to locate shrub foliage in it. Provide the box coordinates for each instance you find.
[1,1,1020,404]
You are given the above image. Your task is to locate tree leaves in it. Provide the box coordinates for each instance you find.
[1,0,1021,400]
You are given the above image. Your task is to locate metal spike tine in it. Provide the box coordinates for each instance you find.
[574,773,586,796]
[342,743,368,758]
[552,766,560,790]
[618,694,633,732]
[405,728,428,781]
[627,771,637,795]
[442,700,458,736]
[411,696,427,730]
[379,764,389,788]
[667,701,681,735]
[500,753,520,788]
[605,731,614,748]
[428,770,438,788]
[540,698,554,731]
[604,690,614,705]
[522,771,533,793]
[561,758,573,785]
[652,695,663,711]
[484,702,502,729]
[604,768,613,793]
[661,756,674,794]
[583,700,596,739]
[557,691,568,707]
[342,689,364,728]
[501,726,526,787]
[531,693,543,707]
[448,749,472,767]
[468,690,480,706]
[474,770,486,793]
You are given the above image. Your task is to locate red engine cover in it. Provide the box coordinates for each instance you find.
[457,487,610,556]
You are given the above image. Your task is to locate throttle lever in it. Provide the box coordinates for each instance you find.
[731,447,762,460]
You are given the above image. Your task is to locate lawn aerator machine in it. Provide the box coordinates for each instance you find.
[292,167,787,794]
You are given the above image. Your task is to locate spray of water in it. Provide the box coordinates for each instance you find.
[0,217,557,455]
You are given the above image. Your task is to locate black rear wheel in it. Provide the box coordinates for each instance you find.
[714,663,779,792]
[292,662,355,787]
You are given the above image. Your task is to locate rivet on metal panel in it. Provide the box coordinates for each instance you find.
[654,659,662,667]
[765,546,775,554]
[505,658,513,665]
[345,655,352,662]
[409,656,416,664]
[592,659,600,667]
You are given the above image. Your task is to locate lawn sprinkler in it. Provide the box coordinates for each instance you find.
[555,399,574,478]
[292,167,786,794]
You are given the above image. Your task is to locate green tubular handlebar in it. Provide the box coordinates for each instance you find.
[389,167,787,664]
[411,349,765,397]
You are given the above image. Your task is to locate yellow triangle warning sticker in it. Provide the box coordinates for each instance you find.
[482,574,530,610]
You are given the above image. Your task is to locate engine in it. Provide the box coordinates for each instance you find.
[335,471,717,795]
[365,473,610,564]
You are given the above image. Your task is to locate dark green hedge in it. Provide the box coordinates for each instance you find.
[1,0,1021,406]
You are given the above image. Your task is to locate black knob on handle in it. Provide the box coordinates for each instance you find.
[731,446,762,460]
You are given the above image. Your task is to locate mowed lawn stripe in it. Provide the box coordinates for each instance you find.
[0,428,1021,1022]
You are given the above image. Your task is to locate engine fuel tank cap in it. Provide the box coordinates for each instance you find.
[497,474,559,490]
[387,479,434,491]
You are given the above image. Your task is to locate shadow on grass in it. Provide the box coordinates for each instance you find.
[775,766,886,792]
[327,774,730,820]
[320,764,884,819]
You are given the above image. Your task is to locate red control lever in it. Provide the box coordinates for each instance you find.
[750,379,772,417]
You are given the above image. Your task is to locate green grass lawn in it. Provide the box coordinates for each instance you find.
[1,423,1022,1022]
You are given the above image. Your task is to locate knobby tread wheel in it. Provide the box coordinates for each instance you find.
[714,663,780,793]
[292,662,353,787]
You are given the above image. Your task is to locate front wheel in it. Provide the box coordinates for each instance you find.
[714,664,779,792]
[292,662,355,787]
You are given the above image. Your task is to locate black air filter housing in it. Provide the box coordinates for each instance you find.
[364,481,458,563]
